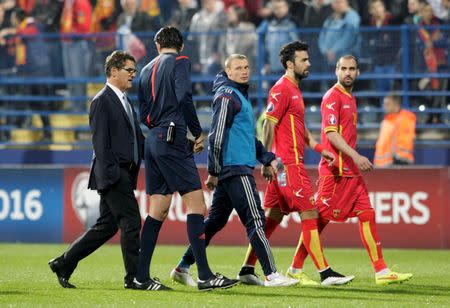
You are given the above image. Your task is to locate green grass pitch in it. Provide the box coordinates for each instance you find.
[1,244,449,307]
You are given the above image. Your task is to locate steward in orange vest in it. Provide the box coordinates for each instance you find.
[374,95,416,167]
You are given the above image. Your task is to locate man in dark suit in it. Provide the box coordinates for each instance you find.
[48,50,145,290]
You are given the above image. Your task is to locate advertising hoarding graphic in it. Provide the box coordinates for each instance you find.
[62,167,449,248]
[0,169,63,242]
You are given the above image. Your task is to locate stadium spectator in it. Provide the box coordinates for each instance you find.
[243,0,265,24]
[403,0,423,25]
[296,55,413,286]
[418,1,448,123]
[90,0,123,75]
[6,8,52,139]
[298,0,333,95]
[167,0,198,32]
[60,0,92,112]
[30,1,64,78]
[117,0,160,70]
[318,0,361,67]
[135,26,239,291]
[0,3,14,72]
[258,0,298,75]
[301,0,333,28]
[374,94,416,167]
[154,0,174,23]
[166,0,199,74]
[238,41,354,287]
[368,0,398,95]
[170,54,299,288]
[139,0,162,23]
[218,5,257,69]
[189,0,227,76]
[48,50,144,289]
[427,0,449,21]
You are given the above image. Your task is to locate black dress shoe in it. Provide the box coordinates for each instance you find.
[132,277,172,291]
[48,257,76,289]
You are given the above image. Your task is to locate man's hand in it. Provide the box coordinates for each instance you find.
[205,175,218,191]
[261,159,278,182]
[193,135,205,154]
[321,149,335,166]
[353,154,373,172]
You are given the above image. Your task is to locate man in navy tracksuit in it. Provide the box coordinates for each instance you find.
[170,54,299,287]
[134,26,238,291]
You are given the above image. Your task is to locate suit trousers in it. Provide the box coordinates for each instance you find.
[63,167,141,283]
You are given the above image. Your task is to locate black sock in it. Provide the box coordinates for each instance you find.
[186,214,213,281]
[320,267,343,281]
[239,266,255,276]
[136,216,162,282]
[180,215,222,268]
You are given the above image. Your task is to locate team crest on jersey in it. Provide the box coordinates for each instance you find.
[267,102,275,113]
[328,114,337,125]
[326,102,336,111]
[333,209,341,219]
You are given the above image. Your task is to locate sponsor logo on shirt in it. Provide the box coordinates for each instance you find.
[328,114,337,125]
[292,95,299,99]
[267,102,275,113]
[343,105,350,109]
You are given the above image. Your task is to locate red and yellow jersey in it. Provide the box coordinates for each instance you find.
[60,0,92,34]
[265,75,306,165]
[319,83,359,177]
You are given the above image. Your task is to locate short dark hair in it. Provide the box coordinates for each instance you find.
[154,26,183,52]
[336,55,359,69]
[279,41,309,69]
[104,50,135,77]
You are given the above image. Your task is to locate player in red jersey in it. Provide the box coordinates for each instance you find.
[293,55,412,285]
[237,41,354,286]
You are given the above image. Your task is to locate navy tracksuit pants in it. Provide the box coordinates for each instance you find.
[181,174,277,276]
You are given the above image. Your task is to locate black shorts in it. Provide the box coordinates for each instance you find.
[144,127,201,195]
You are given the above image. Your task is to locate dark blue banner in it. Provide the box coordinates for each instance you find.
[0,169,63,242]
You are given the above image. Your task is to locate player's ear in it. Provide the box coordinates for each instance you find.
[155,42,161,54]
[356,68,360,77]
[179,43,184,53]
[287,60,294,69]
[225,66,231,78]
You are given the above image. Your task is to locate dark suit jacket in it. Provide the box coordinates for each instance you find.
[88,85,145,190]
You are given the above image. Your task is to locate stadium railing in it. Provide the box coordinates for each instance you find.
[0,25,448,148]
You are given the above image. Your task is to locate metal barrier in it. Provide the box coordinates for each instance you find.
[0,25,449,147]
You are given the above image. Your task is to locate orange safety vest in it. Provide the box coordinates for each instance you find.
[374,110,416,167]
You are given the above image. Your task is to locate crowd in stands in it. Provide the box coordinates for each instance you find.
[0,0,449,141]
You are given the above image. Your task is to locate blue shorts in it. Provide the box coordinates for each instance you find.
[144,127,201,195]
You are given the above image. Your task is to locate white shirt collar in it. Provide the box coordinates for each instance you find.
[106,81,132,116]
[106,81,126,101]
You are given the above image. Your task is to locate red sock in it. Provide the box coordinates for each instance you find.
[291,218,328,269]
[358,209,387,272]
[243,217,279,266]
